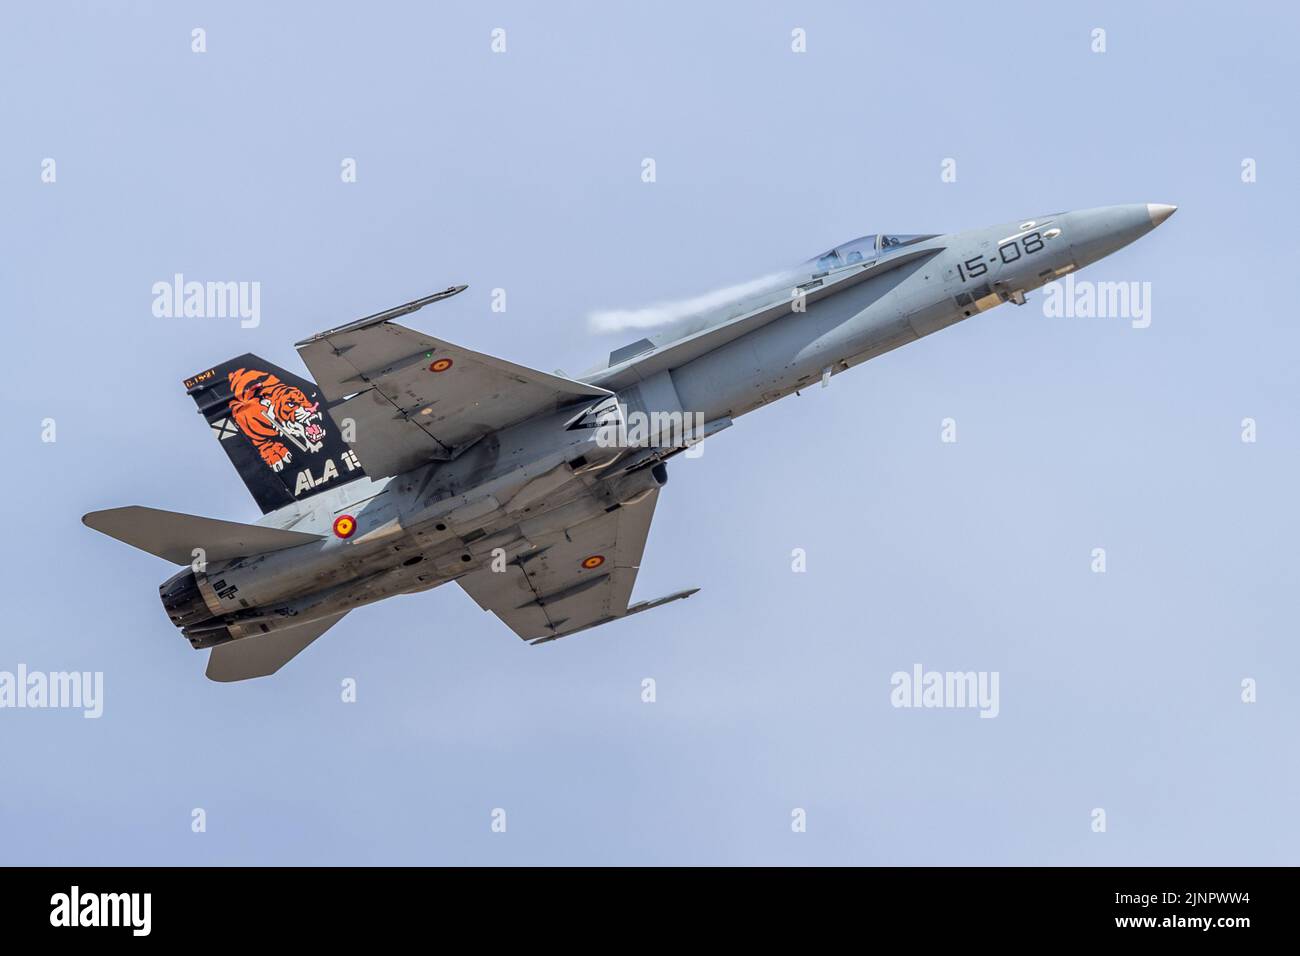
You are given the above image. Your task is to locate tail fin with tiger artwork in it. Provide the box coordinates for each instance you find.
[184,353,366,513]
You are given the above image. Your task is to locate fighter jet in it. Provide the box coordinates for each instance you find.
[84,203,1176,681]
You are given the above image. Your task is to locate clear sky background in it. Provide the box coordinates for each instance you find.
[2,1,1297,865]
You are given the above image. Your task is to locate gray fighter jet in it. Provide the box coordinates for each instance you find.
[84,203,1176,680]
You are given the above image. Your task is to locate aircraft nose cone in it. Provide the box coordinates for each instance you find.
[1146,203,1178,227]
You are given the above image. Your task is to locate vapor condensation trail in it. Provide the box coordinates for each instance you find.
[587,272,792,333]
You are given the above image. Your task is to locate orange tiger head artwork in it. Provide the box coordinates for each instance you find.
[227,368,326,472]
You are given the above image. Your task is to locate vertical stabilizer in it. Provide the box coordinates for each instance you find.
[184,354,366,513]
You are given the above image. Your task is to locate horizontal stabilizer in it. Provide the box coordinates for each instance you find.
[82,506,322,565]
[206,611,348,682]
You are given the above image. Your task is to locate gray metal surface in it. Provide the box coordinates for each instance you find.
[84,203,1176,679]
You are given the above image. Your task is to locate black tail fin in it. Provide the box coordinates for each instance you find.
[184,353,366,513]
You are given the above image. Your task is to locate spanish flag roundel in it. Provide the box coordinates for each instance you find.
[429,358,453,373]
[333,514,357,539]
[581,554,605,570]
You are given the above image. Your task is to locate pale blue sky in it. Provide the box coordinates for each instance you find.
[2,1,1297,864]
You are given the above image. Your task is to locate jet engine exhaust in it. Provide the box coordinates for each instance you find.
[159,569,211,629]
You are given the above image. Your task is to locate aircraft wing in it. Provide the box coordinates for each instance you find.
[296,296,611,479]
[456,488,696,643]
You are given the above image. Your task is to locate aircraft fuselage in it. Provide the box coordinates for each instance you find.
[159,204,1175,651]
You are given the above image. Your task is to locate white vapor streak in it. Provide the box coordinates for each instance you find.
[587,273,790,334]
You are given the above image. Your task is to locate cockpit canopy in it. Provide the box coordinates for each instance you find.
[805,234,936,273]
